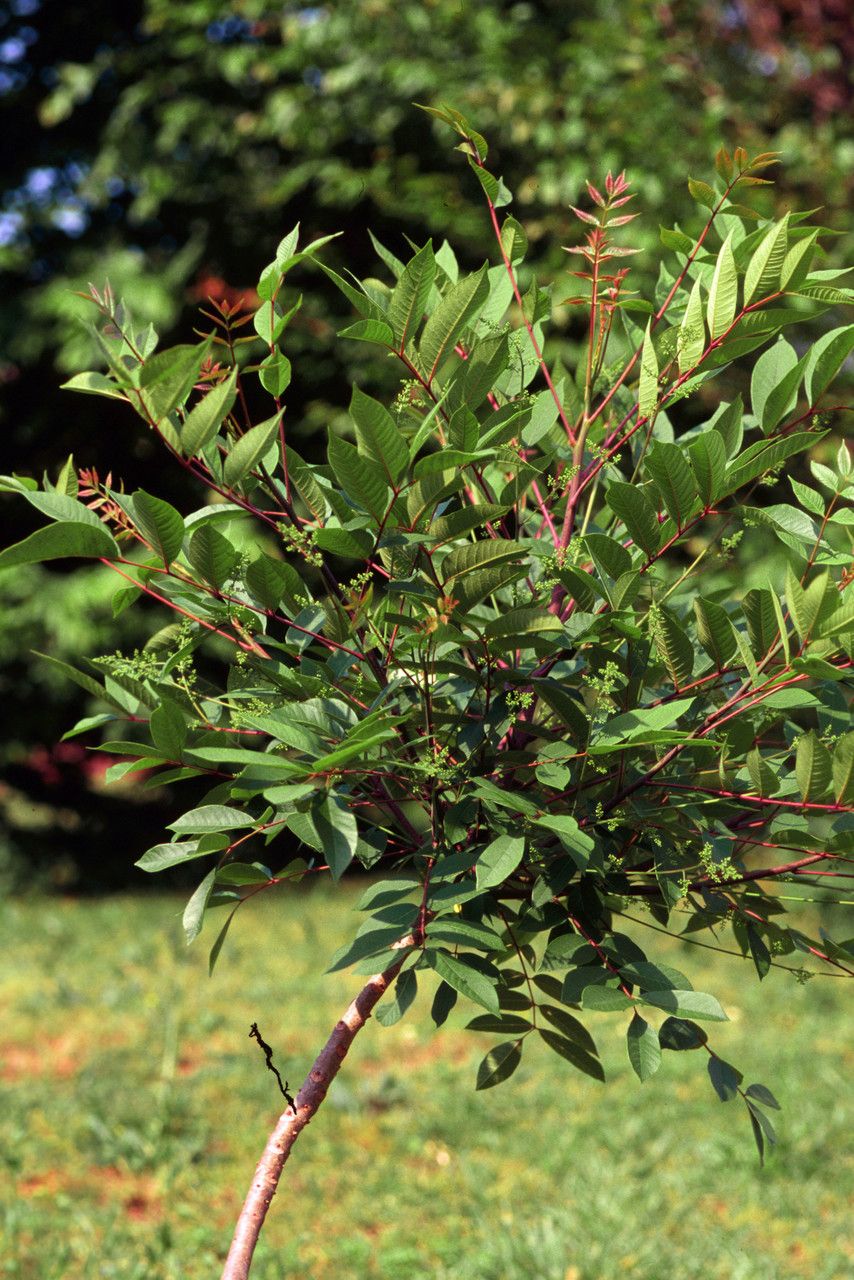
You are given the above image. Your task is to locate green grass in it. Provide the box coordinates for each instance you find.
[1,885,851,1279]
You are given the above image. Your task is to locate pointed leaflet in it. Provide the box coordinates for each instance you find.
[0,521,118,569]
[706,232,738,341]
[746,747,779,798]
[150,699,187,757]
[654,609,694,687]
[339,319,396,347]
[693,598,736,668]
[744,214,789,304]
[308,793,359,880]
[136,840,211,873]
[426,949,500,1012]
[688,431,726,507]
[420,263,489,379]
[441,538,524,585]
[794,731,832,802]
[475,1041,523,1090]
[314,262,389,322]
[638,322,659,418]
[645,442,697,529]
[349,386,408,485]
[832,732,854,804]
[187,524,237,589]
[780,230,818,290]
[169,805,254,833]
[482,607,563,646]
[626,1012,662,1082]
[722,432,818,499]
[132,490,184,566]
[538,1030,605,1081]
[245,553,301,611]
[139,340,211,423]
[745,1083,781,1110]
[607,481,661,556]
[388,241,435,348]
[785,566,830,642]
[677,278,706,373]
[223,413,283,488]
[259,350,292,398]
[61,370,127,401]
[327,434,390,525]
[760,350,810,434]
[751,339,798,433]
[375,969,418,1028]
[532,815,594,869]
[743,588,778,658]
[710,397,743,458]
[180,370,237,457]
[708,1055,743,1101]
[475,835,525,891]
[183,869,217,943]
[641,990,728,1021]
[804,324,854,404]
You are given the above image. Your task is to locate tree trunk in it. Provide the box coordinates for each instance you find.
[220,953,407,1279]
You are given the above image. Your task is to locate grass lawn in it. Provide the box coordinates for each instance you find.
[1,885,851,1279]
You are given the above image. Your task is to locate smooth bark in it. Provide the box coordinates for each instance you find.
[220,952,408,1279]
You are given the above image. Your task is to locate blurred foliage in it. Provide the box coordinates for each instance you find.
[0,0,850,888]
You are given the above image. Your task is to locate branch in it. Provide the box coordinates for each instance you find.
[220,945,412,1280]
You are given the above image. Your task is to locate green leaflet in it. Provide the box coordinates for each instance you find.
[722,432,819,498]
[327,434,391,525]
[350,386,408,485]
[182,869,217,944]
[641,990,728,1022]
[743,214,789,304]
[139,340,212,424]
[831,733,854,804]
[677,278,706,373]
[388,240,435,347]
[742,588,778,658]
[645,442,698,529]
[785,566,831,642]
[441,538,524,584]
[686,430,727,509]
[706,232,738,341]
[425,949,500,1012]
[653,608,694,687]
[244,553,302,611]
[531,815,594,870]
[693,598,736,669]
[0,520,118,570]
[794,731,832,802]
[804,324,854,404]
[169,805,255,834]
[475,1041,523,1090]
[223,413,283,488]
[419,263,489,378]
[132,490,185,566]
[750,338,798,434]
[638,321,659,418]
[475,834,525,890]
[187,524,238,589]
[626,1012,662,1082]
[181,370,238,456]
[482,607,563,647]
[607,481,661,556]
[61,370,127,401]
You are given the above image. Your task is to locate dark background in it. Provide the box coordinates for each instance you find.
[0,0,851,889]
